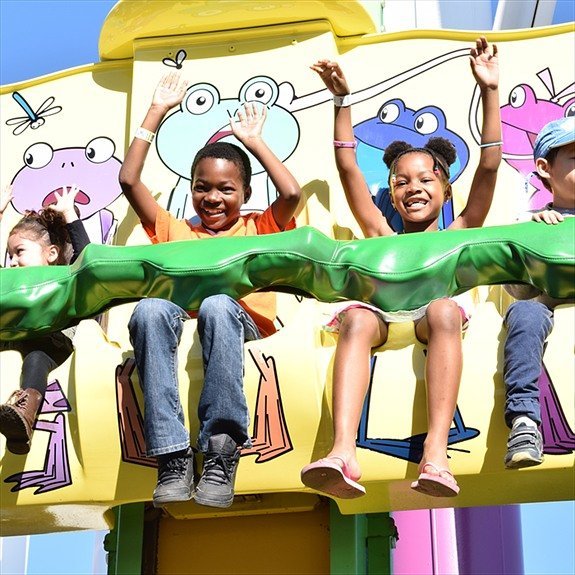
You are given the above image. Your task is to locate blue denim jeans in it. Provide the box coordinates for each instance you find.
[503,300,554,428]
[128,295,260,457]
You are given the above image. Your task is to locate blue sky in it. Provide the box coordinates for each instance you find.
[0,1,574,574]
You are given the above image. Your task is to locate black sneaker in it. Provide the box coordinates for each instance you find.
[153,448,195,507]
[194,434,240,508]
[504,423,544,469]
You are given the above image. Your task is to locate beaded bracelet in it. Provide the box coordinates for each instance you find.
[135,127,155,143]
[333,140,357,149]
[479,141,503,148]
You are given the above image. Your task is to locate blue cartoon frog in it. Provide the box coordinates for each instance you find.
[157,76,299,220]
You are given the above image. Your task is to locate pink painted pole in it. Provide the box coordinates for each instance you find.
[392,508,459,574]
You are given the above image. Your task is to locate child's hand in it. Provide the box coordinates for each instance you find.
[230,102,267,144]
[151,72,188,112]
[532,209,565,225]
[310,60,350,96]
[52,184,80,222]
[469,37,498,90]
[0,184,14,217]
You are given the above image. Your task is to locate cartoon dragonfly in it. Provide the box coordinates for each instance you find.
[5,92,62,135]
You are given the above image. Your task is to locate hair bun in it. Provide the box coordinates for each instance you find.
[383,141,412,168]
[425,137,457,167]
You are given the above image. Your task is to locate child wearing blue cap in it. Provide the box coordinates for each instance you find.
[503,115,575,469]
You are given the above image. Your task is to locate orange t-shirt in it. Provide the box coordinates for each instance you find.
[143,206,295,337]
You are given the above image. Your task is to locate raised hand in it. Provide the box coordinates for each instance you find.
[469,36,499,90]
[310,59,350,96]
[0,184,14,217]
[52,184,80,222]
[230,102,267,144]
[151,71,188,112]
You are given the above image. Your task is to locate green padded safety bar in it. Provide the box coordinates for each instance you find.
[1,220,573,341]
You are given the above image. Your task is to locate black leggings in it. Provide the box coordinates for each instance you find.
[1,332,74,396]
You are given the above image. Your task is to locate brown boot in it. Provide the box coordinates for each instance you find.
[0,389,43,454]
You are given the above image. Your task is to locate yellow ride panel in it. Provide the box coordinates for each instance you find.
[1,0,573,535]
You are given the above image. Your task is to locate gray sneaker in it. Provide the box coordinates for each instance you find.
[153,448,196,507]
[505,423,544,469]
[194,434,240,508]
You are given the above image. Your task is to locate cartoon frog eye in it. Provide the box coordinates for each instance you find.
[509,86,527,108]
[85,137,116,164]
[565,102,575,117]
[378,102,400,124]
[185,84,220,115]
[23,142,53,169]
[414,112,439,135]
[239,76,279,106]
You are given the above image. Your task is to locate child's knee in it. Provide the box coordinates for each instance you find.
[339,308,381,339]
[129,298,173,330]
[426,299,462,332]
[197,294,235,321]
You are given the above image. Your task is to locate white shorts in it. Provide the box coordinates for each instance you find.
[324,299,469,333]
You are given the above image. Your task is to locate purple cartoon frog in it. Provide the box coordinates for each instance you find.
[10,137,123,244]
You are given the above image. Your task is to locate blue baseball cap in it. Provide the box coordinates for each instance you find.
[533,116,575,160]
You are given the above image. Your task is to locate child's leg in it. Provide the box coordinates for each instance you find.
[194,294,260,508]
[503,300,552,469]
[503,300,553,428]
[330,308,388,478]
[0,334,73,454]
[128,298,194,506]
[196,294,260,452]
[301,308,387,498]
[414,299,463,475]
[128,299,191,456]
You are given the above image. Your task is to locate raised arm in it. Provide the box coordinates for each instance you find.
[310,60,393,237]
[119,72,188,229]
[454,37,501,230]
[51,185,91,261]
[229,102,301,230]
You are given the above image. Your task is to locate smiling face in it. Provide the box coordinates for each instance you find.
[191,157,251,232]
[390,151,450,232]
[7,230,58,267]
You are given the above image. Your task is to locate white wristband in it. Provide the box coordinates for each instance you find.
[135,127,155,143]
[478,140,503,148]
[333,94,352,108]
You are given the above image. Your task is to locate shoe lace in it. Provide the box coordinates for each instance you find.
[8,390,28,408]
[202,451,238,486]
[158,455,188,485]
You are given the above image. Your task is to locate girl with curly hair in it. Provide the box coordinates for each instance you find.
[0,185,89,454]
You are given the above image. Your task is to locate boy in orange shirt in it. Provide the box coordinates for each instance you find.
[119,72,301,508]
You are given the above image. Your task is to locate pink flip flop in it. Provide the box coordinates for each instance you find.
[410,462,460,497]
[301,456,366,499]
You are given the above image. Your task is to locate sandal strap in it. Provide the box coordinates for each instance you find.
[421,462,454,480]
